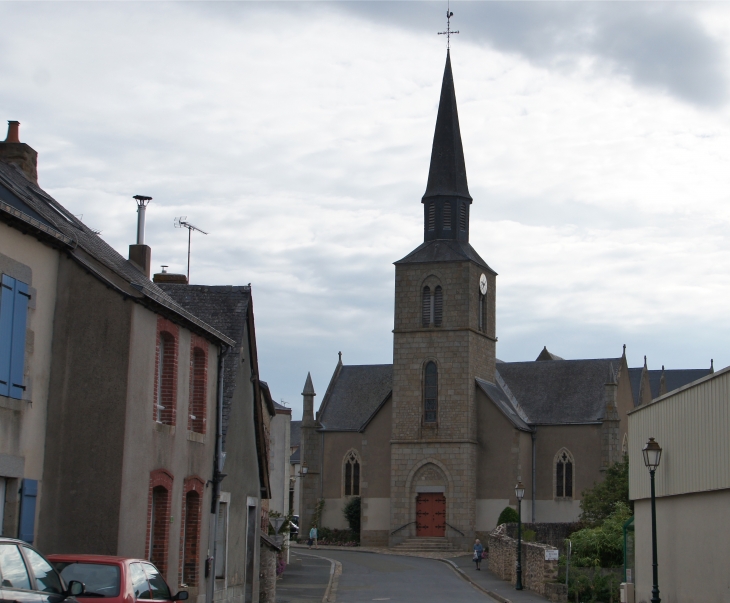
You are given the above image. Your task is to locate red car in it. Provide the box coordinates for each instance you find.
[47,556,188,603]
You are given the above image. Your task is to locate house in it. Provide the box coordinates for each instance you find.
[288,421,301,518]
[268,401,292,518]
[0,120,235,603]
[628,365,730,603]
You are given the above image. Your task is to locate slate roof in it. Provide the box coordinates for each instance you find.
[158,284,250,441]
[422,50,471,202]
[628,368,644,406]
[496,358,622,424]
[0,160,233,347]
[395,239,496,273]
[476,378,531,431]
[290,420,301,464]
[318,364,393,431]
[648,368,712,400]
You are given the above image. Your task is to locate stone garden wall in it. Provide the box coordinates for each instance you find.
[488,524,567,602]
[505,522,580,549]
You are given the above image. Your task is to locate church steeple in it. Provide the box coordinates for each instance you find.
[422,50,472,243]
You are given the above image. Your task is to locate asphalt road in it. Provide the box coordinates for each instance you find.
[302,549,490,603]
[277,551,332,603]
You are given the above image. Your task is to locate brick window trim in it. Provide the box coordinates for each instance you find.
[179,476,205,587]
[146,469,174,578]
[188,335,208,435]
[154,316,180,425]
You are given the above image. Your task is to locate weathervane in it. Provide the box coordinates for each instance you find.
[438,2,459,49]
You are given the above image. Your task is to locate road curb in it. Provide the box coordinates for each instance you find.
[439,558,509,603]
[297,551,342,603]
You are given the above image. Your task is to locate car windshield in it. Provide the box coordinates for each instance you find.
[55,563,121,597]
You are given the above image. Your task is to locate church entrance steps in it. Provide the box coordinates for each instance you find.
[390,537,460,552]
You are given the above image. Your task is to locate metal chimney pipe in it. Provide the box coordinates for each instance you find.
[133,195,152,245]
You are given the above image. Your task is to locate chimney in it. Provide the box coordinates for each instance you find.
[0,121,39,184]
[153,265,188,285]
[128,195,152,278]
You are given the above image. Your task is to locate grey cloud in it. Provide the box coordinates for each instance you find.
[337,2,728,108]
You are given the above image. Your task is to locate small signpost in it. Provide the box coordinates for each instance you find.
[545,549,559,561]
[269,516,286,547]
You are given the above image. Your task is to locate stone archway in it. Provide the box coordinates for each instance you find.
[406,460,452,538]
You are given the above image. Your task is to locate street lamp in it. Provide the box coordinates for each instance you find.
[642,437,662,603]
[515,481,525,591]
[300,462,308,477]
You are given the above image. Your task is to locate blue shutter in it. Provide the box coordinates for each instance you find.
[9,279,29,399]
[0,274,16,397]
[18,478,38,544]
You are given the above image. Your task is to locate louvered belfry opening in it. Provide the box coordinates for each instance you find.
[424,361,438,423]
[459,203,467,231]
[434,286,443,326]
[428,203,436,231]
[422,285,443,327]
[443,202,451,230]
[422,286,431,327]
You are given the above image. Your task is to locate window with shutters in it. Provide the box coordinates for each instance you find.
[343,450,360,497]
[433,286,443,326]
[154,317,179,425]
[459,203,467,231]
[428,203,436,231]
[422,286,431,327]
[424,361,438,423]
[554,449,574,499]
[0,274,30,400]
[443,202,451,230]
[188,340,207,434]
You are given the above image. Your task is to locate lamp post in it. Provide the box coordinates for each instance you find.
[642,437,662,603]
[515,481,525,591]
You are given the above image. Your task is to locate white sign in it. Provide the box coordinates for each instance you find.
[545,549,559,561]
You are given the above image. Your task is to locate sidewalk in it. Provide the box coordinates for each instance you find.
[290,542,471,560]
[448,555,552,603]
[277,549,332,603]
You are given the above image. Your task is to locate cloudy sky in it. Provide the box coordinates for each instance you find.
[2,1,730,418]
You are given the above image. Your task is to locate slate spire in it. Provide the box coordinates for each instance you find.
[423,50,471,204]
[422,51,472,243]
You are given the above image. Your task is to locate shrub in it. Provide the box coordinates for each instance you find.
[570,502,632,568]
[580,456,631,528]
[496,506,519,526]
[343,497,361,534]
[317,527,359,546]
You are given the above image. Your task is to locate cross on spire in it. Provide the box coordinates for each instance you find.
[437,2,459,49]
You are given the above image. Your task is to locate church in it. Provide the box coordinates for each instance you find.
[296,51,712,549]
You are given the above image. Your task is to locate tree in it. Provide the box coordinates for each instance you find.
[570,502,632,567]
[579,456,631,528]
[343,497,361,534]
[496,506,519,526]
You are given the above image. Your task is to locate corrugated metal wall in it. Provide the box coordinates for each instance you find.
[628,366,730,501]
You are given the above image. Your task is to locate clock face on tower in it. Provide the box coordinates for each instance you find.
[479,273,488,295]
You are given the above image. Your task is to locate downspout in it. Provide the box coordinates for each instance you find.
[320,430,324,499]
[207,344,229,603]
[531,430,536,523]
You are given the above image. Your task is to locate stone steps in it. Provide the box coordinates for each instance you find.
[391,537,459,552]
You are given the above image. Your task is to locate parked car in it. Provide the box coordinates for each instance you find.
[289,515,299,537]
[47,555,187,603]
[0,537,84,603]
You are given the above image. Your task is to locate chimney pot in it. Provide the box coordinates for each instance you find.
[5,121,20,143]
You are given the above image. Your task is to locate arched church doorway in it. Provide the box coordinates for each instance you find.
[416,493,446,536]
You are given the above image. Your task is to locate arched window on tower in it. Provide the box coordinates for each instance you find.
[434,286,443,326]
[555,449,574,498]
[343,450,360,496]
[622,433,628,456]
[422,286,431,327]
[424,361,438,423]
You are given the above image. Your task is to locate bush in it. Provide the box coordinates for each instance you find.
[317,527,359,546]
[580,457,631,528]
[343,497,361,534]
[567,569,621,603]
[569,502,632,568]
[496,506,519,526]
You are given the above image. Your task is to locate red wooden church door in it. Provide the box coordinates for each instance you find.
[416,493,446,537]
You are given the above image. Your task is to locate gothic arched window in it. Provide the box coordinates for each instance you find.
[422,285,443,327]
[424,361,438,423]
[434,286,443,326]
[343,450,360,496]
[555,449,574,498]
[622,433,628,456]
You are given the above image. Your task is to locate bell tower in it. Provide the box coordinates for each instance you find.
[389,51,497,548]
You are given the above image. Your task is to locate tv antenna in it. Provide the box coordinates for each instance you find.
[174,216,208,283]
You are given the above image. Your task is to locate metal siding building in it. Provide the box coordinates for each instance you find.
[628,365,730,603]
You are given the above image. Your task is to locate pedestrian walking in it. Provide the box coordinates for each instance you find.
[473,539,484,570]
[308,525,318,549]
